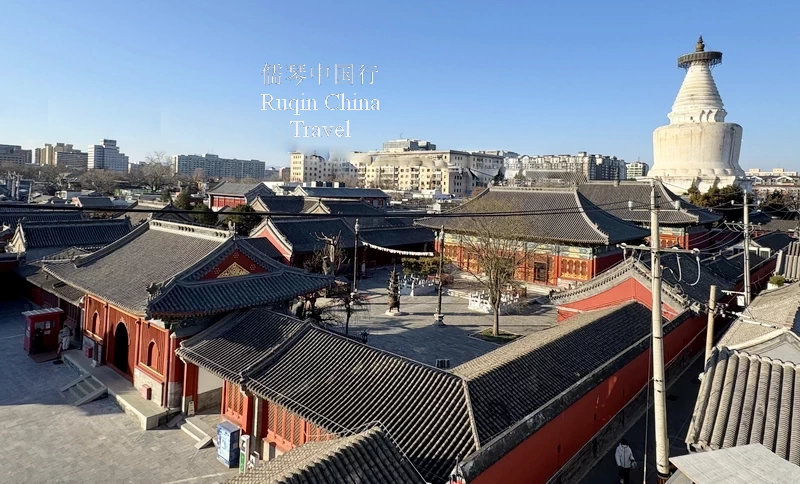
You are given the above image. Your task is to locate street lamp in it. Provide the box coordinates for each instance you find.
[434,225,445,326]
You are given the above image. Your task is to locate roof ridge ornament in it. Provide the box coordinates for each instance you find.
[696,35,705,52]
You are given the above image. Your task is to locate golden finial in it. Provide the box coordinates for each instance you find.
[696,35,705,52]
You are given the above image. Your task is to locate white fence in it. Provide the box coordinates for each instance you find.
[399,276,437,297]
[467,291,520,314]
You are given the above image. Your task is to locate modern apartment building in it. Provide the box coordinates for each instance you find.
[747,167,799,177]
[626,161,649,179]
[289,152,358,183]
[505,152,627,181]
[0,144,33,165]
[35,142,75,166]
[87,139,129,172]
[172,153,266,179]
[382,138,437,152]
[54,150,89,171]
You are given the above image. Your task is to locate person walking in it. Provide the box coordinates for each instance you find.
[615,439,636,484]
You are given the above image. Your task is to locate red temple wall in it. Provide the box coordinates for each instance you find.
[211,195,246,210]
[470,312,707,484]
[557,279,680,322]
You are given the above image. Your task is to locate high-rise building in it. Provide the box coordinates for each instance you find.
[289,153,358,183]
[87,139,129,172]
[626,161,649,179]
[381,138,437,152]
[0,144,33,165]
[35,142,75,166]
[172,153,265,179]
[54,150,89,171]
[505,152,627,181]
[650,36,745,192]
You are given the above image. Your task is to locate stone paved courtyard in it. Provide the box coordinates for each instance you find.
[0,301,238,484]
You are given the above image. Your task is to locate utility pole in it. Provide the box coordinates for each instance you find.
[620,179,700,482]
[434,225,445,326]
[705,285,718,363]
[352,218,360,294]
[742,191,752,305]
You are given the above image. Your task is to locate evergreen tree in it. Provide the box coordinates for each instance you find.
[191,204,218,226]
[174,189,192,210]
[227,205,261,235]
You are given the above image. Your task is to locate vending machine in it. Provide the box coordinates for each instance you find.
[216,421,240,468]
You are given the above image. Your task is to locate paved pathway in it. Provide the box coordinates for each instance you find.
[0,300,238,484]
[581,356,704,483]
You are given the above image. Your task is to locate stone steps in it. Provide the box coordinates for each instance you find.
[60,374,107,406]
[180,416,215,449]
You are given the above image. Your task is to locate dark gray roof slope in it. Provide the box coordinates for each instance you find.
[578,181,721,226]
[20,218,132,249]
[76,196,114,208]
[753,232,794,252]
[453,302,656,444]
[209,181,274,198]
[239,237,281,260]
[295,186,389,199]
[26,270,84,305]
[228,427,425,484]
[177,308,306,381]
[0,210,82,227]
[271,218,356,253]
[315,199,385,217]
[43,221,229,315]
[685,348,800,466]
[359,226,435,248]
[757,219,799,233]
[245,327,478,484]
[643,253,735,305]
[251,196,305,214]
[415,187,648,245]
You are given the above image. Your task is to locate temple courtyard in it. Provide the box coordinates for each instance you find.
[0,300,237,484]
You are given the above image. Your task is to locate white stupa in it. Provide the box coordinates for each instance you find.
[649,36,745,193]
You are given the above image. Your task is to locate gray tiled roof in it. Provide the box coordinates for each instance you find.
[43,221,229,315]
[780,241,800,280]
[25,270,84,305]
[227,427,425,484]
[685,348,800,466]
[316,199,385,217]
[669,444,800,484]
[578,181,721,226]
[757,219,799,233]
[245,327,478,484]
[0,210,82,227]
[209,181,274,198]
[415,187,649,245]
[752,232,794,252]
[642,253,736,305]
[147,267,332,317]
[294,186,389,200]
[18,218,132,250]
[358,226,435,248]
[177,308,306,381]
[271,218,356,253]
[76,196,114,208]
[452,302,659,444]
[718,283,800,347]
[251,196,305,214]
[239,237,281,260]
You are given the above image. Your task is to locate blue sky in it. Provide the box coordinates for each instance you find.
[1,1,798,169]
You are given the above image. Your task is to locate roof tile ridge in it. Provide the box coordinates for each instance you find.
[573,190,611,243]
[241,319,312,383]
[460,378,482,449]
[70,220,150,267]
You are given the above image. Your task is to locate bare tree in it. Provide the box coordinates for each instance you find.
[457,208,533,336]
[192,168,206,184]
[79,169,118,195]
[141,150,173,191]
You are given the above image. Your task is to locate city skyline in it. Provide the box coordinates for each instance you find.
[1,1,798,170]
